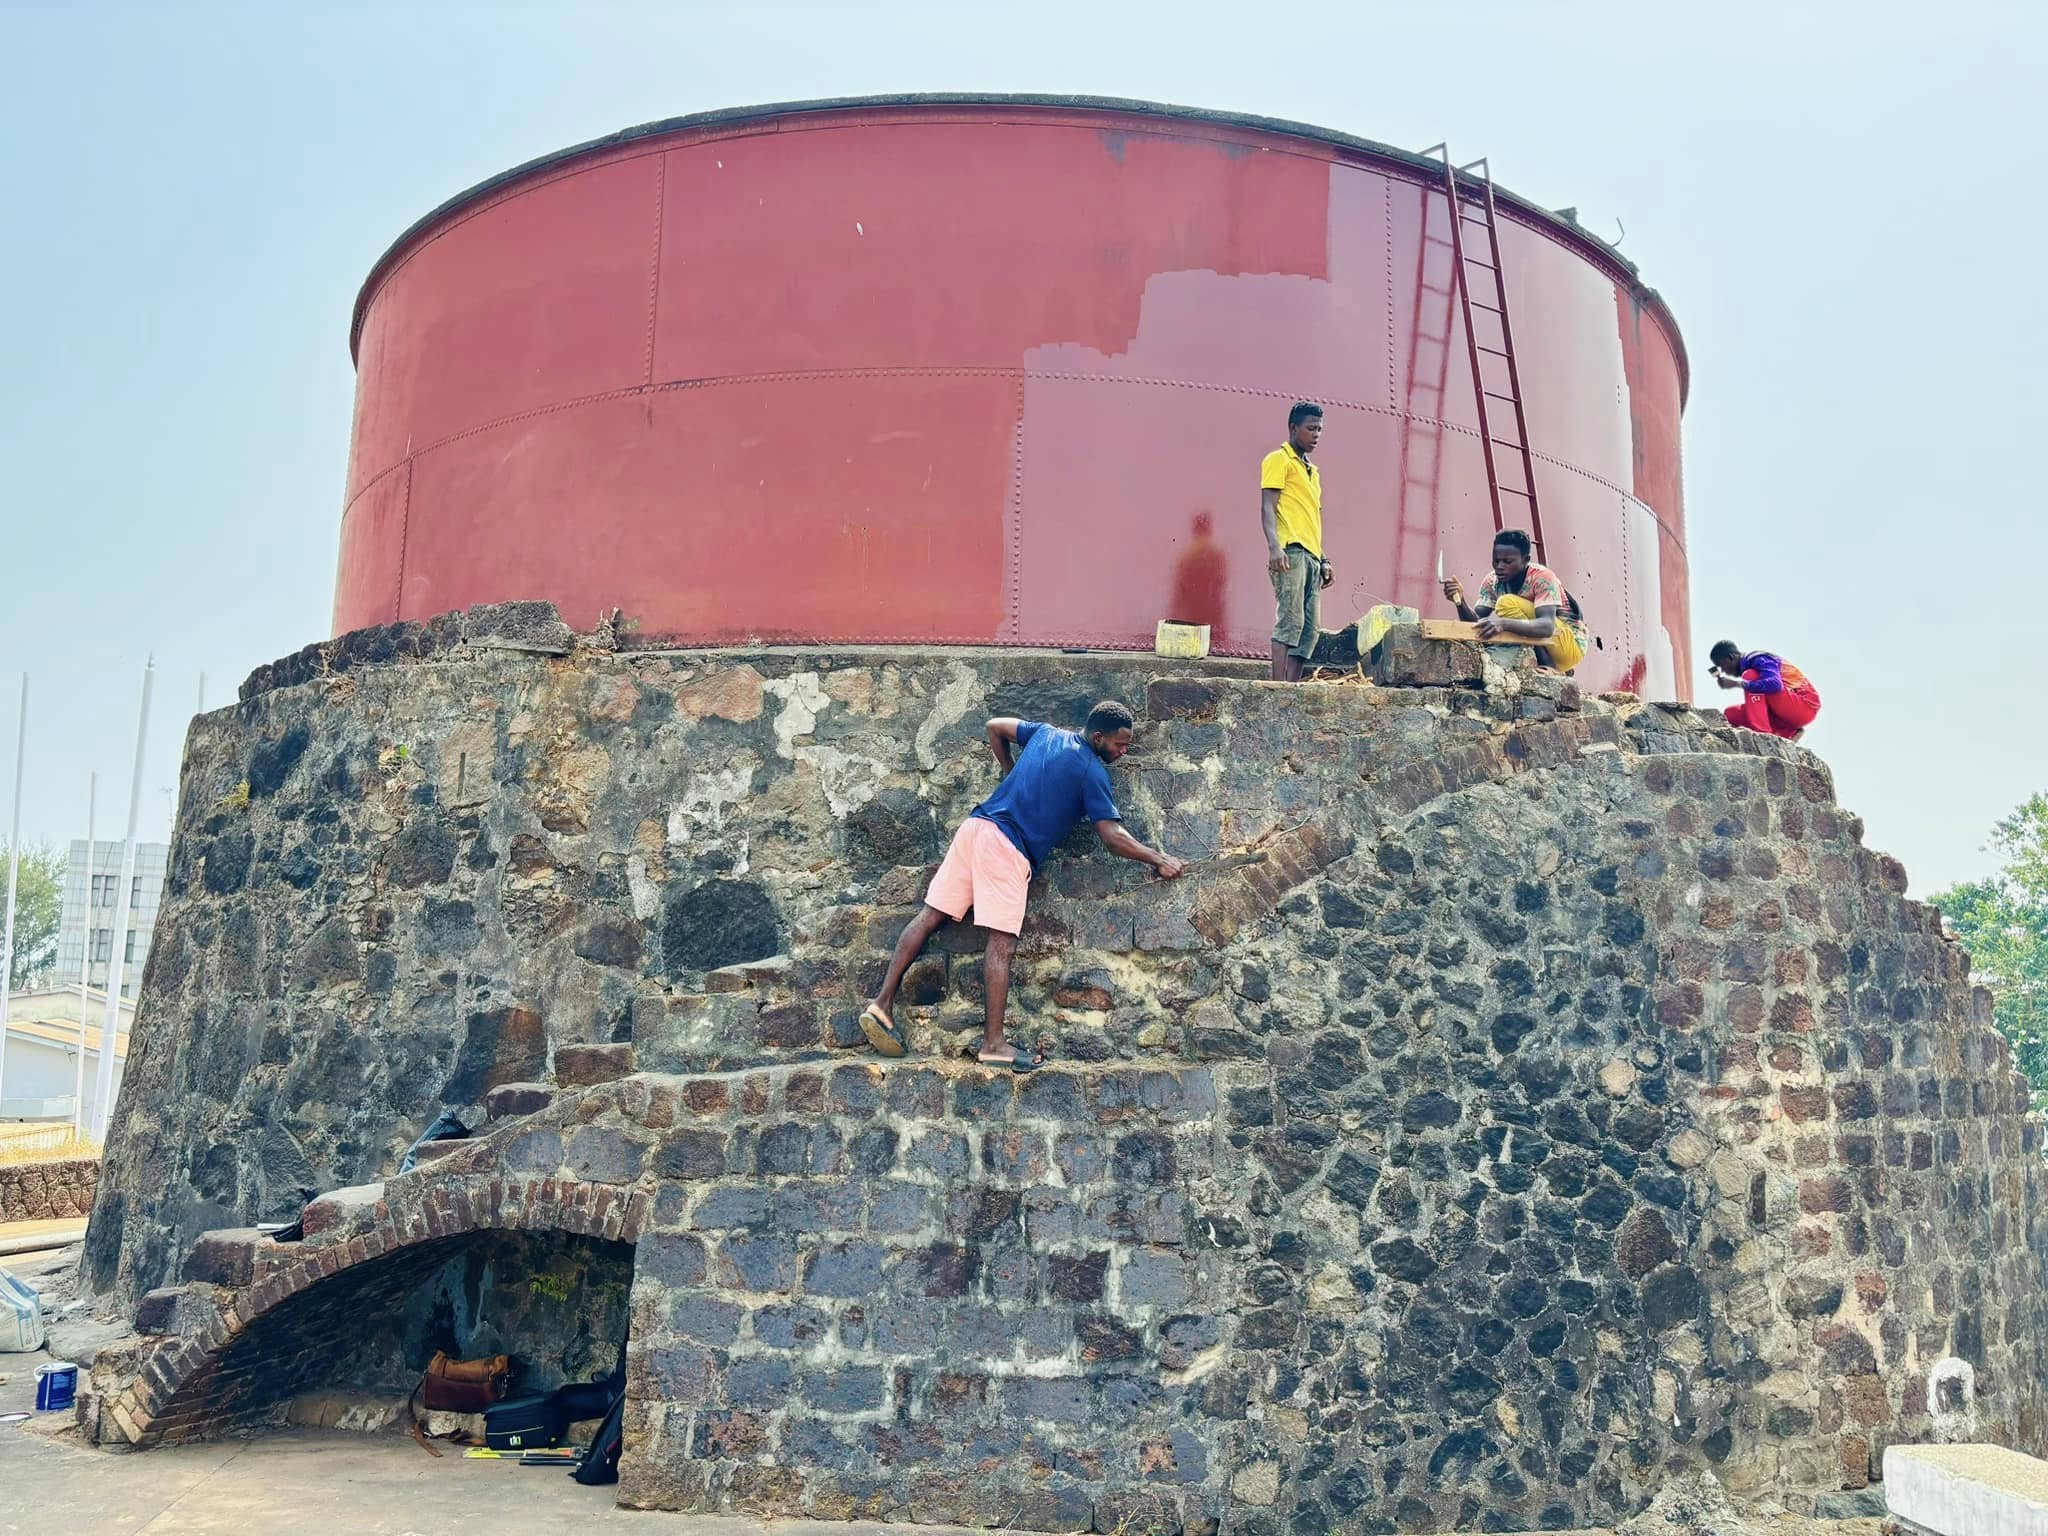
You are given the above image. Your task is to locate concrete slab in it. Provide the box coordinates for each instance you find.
[1884,1443,2048,1536]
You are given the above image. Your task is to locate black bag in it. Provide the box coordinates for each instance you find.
[573,1388,626,1486]
[484,1393,567,1452]
[400,1109,470,1174]
[552,1377,615,1422]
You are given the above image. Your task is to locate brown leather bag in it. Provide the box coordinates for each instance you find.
[409,1351,512,1454]
[422,1351,511,1411]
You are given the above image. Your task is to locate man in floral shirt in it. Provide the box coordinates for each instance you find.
[1440,528,1585,673]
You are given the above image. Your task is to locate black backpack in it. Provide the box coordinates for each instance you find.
[572,1387,625,1485]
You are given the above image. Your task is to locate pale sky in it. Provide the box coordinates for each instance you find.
[0,0,2041,894]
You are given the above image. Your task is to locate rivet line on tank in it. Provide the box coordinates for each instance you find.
[643,155,666,386]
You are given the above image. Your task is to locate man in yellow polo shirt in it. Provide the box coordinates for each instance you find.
[1260,401,1333,682]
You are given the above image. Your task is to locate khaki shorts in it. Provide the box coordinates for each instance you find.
[1271,544,1322,657]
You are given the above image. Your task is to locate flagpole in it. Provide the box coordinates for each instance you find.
[92,660,152,1143]
[73,773,97,1135]
[0,675,27,1115]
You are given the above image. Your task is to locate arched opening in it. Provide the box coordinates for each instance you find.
[153,1226,633,1443]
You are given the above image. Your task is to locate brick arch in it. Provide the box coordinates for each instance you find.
[100,1168,649,1446]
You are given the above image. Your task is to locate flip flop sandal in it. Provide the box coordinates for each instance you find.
[975,1042,1046,1073]
[859,1003,907,1058]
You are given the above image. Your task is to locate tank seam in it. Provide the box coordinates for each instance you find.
[644,155,665,386]
[392,459,413,624]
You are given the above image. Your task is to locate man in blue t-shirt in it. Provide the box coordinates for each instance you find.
[860,700,1186,1071]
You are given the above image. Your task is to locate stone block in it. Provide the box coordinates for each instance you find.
[574,913,645,969]
[690,1183,769,1231]
[637,1232,708,1289]
[1146,678,1219,721]
[1002,1376,1092,1426]
[802,1367,886,1414]
[483,1082,554,1121]
[655,1129,729,1181]
[757,1003,823,1050]
[133,1285,221,1338]
[868,1181,933,1236]
[1372,625,1485,688]
[668,1292,744,1345]
[565,1126,648,1183]
[460,600,573,653]
[803,1241,890,1298]
[299,1181,384,1239]
[554,1043,635,1088]
[748,1303,829,1352]
[713,1234,797,1294]
[724,1357,795,1409]
[1049,1251,1109,1303]
[180,1230,264,1288]
[772,1180,864,1234]
[1308,622,1363,669]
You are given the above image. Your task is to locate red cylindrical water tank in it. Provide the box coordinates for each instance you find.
[339,96,1690,696]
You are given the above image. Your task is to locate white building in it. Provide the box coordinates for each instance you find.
[0,985,130,1124]
[53,839,168,1000]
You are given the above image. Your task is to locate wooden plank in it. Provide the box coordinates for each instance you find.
[1417,619,1545,646]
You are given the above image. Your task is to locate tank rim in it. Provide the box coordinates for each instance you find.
[349,92,1688,402]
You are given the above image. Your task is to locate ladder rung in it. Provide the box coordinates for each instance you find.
[1489,436,1526,450]
[1476,344,1511,357]
[1466,300,1502,314]
[1463,258,1498,271]
[1483,389,1520,404]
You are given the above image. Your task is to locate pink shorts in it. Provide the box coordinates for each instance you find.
[926,818,1032,935]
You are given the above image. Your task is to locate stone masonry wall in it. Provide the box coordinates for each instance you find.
[84,610,2048,1531]
[0,1154,98,1222]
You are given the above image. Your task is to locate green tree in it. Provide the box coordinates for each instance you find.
[1932,795,2048,1101]
[0,841,64,991]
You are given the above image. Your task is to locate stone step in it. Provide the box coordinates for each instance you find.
[300,1180,386,1236]
[133,1282,223,1337]
[631,979,1252,1076]
[702,954,793,995]
[553,1042,636,1088]
[633,990,840,1073]
[484,1082,554,1121]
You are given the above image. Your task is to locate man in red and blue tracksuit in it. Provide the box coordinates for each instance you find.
[1710,640,1821,740]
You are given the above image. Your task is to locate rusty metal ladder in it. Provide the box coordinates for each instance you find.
[1419,144,1548,562]
[1390,171,1459,602]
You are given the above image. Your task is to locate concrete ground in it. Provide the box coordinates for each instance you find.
[0,1415,980,1535]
